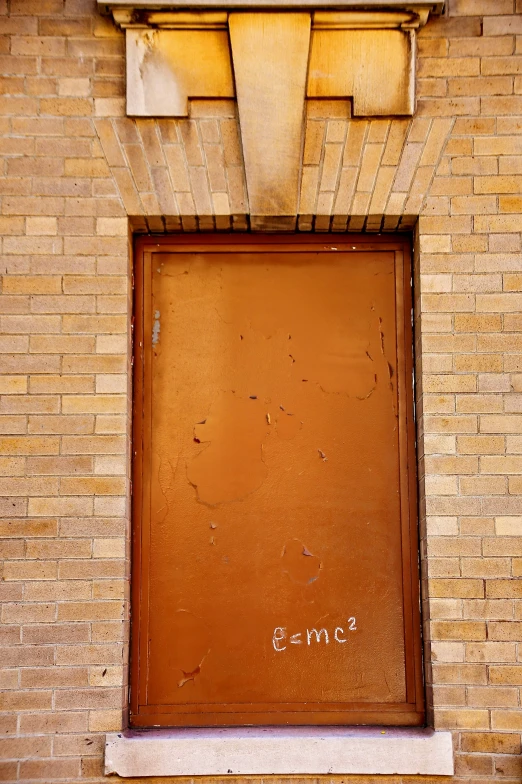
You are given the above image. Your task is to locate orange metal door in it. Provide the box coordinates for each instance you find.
[131,235,423,727]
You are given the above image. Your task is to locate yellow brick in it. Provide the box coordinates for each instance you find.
[61,435,126,455]
[0,376,27,394]
[477,333,522,351]
[461,732,521,754]
[482,457,522,474]
[495,517,522,535]
[454,355,503,372]
[420,274,452,293]
[456,395,503,414]
[425,415,477,434]
[422,294,474,312]
[423,394,456,413]
[96,335,127,354]
[503,273,522,290]
[424,434,457,454]
[29,375,94,394]
[504,355,522,371]
[467,686,518,708]
[423,354,453,373]
[94,497,126,516]
[476,215,522,233]
[486,579,522,599]
[28,415,93,435]
[452,234,487,252]
[92,538,126,558]
[64,158,110,177]
[428,537,481,557]
[489,666,522,686]
[504,313,522,330]
[426,516,459,535]
[475,175,522,194]
[452,156,498,176]
[499,195,522,212]
[423,335,476,353]
[424,455,478,474]
[0,436,59,455]
[460,518,495,536]
[94,455,126,475]
[62,396,126,415]
[95,415,126,434]
[59,477,125,495]
[30,335,95,354]
[425,475,458,495]
[460,476,506,495]
[2,276,61,294]
[420,314,453,333]
[489,622,522,641]
[88,710,123,732]
[432,621,486,642]
[481,415,522,433]
[418,58,480,78]
[429,579,484,599]
[420,235,451,253]
[424,375,476,393]
[435,709,489,730]
[95,375,127,394]
[451,195,497,214]
[465,641,516,663]
[26,217,58,235]
[508,475,522,493]
[27,497,93,517]
[462,558,512,578]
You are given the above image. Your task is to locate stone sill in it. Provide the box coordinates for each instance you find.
[105,726,454,777]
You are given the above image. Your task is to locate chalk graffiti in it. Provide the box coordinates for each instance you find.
[272,618,357,652]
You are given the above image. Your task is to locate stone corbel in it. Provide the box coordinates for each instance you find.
[99,1,443,224]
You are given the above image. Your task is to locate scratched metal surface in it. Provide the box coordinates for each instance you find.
[134,243,421,726]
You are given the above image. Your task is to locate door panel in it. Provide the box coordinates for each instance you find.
[131,235,423,727]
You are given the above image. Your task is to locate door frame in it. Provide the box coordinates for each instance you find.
[130,233,424,727]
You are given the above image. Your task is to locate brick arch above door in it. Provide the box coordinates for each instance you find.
[94,104,454,233]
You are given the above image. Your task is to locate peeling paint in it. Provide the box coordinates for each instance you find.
[187,391,269,505]
[152,310,161,346]
[275,411,301,440]
[178,664,202,688]
[282,539,322,585]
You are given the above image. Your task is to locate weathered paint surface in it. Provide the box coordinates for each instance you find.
[134,238,422,727]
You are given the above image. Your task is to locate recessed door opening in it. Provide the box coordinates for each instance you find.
[131,234,423,728]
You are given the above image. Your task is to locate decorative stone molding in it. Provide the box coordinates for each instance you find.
[99,0,443,225]
[126,24,234,116]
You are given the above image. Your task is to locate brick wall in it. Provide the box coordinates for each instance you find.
[0,0,522,781]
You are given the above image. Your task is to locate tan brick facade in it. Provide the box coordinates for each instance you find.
[1,0,522,781]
